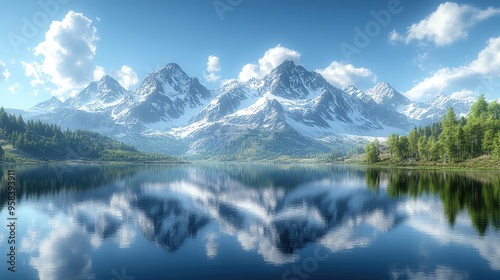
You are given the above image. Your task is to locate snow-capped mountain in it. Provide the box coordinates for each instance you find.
[262,60,326,99]
[344,85,375,105]
[365,82,411,110]
[192,79,262,123]
[114,63,212,127]
[65,75,129,113]
[404,95,474,124]
[166,61,411,155]
[27,96,64,115]
[14,61,478,157]
[346,85,473,125]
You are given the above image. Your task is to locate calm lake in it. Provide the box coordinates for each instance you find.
[0,164,499,280]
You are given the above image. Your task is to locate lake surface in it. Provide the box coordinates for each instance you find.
[0,164,499,280]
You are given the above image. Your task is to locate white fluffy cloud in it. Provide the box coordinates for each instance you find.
[315,61,377,89]
[405,37,500,100]
[238,45,301,82]
[204,55,221,82]
[390,2,500,46]
[93,65,105,81]
[23,216,94,280]
[450,89,477,100]
[23,11,99,99]
[0,60,10,80]
[21,60,45,88]
[207,55,221,72]
[113,65,139,90]
[8,83,21,94]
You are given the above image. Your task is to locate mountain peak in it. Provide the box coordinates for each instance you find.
[68,74,128,110]
[269,60,301,75]
[148,63,190,83]
[29,96,63,113]
[98,74,114,82]
[344,85,362,94]
[366,82,410,108]
[163,63,182,71]
[262,60,329,99]
[95,75,123,88]
[157,63,185,75]
[279,59,297,68]
[372,82,395,91]
[344,86,376,104]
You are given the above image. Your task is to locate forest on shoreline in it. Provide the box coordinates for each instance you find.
[365,95,500,167]
[0,107,176,163]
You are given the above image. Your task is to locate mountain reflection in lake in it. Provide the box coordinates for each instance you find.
[0,164,499,280]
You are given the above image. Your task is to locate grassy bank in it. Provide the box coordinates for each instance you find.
[334,150,500,170]
[0,140,181,165]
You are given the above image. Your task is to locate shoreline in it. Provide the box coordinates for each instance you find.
[2,150,500,172]
[2,158,500,172]
[0,159,189,165]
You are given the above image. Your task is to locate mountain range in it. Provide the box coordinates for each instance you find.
[9,60,476,158]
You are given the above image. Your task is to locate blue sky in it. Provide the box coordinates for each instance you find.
[1,0,500,109]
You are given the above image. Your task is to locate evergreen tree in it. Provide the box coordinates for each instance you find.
[440,107,458,163]
[456,126,466,161]
[0,145,4,159]
[418,136,429,161]
[365,139,380,164]
[493,134,500,159]
[431,122,442,139]
[387,133,398,157]
[408,128,419,159]
[482,126,496,156]
[464,118,483,158]
[428,137,441,161]
[487,101,500,120]
[0,107,173,162]
[470,94,488,119]
[397,136,409,161]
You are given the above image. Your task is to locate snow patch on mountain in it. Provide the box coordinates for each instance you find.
[66,75,129,113]
[26,96,63,115]
[365,82,411,111]
[21,60,480,156]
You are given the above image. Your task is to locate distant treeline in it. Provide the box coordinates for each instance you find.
[365,95,500,163]
[0,107,174,162]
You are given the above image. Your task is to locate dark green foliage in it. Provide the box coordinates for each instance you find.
[386,96,500,164]
[365,138,380,163]
[387,134,409,161]
[0,145,4,159]
[379,168,500,235]
[440,107,458,163]
[0,107,174,162]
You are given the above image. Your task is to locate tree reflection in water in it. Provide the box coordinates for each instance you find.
[366,168,500,235]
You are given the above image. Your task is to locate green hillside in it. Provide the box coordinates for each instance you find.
[0,107,177,163]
